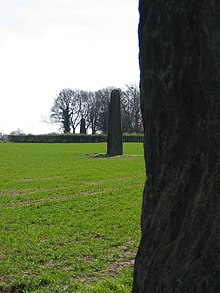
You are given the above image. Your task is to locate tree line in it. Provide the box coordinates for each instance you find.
[50,84,143,134]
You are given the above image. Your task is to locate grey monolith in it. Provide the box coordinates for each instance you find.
[107,89,123,156]
[80,118,86,134]
[133,1,220,292]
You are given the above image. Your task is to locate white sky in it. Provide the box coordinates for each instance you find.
[0,0,139,134]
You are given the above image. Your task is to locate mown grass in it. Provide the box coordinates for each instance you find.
[0,143,145,292]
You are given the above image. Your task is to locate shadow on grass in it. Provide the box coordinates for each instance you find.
[83,153,142,160]
[85,153,123,159]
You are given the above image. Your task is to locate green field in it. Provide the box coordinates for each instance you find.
[0,143,145,292]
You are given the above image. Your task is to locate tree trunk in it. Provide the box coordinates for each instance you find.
[107,89,123,156]
[133,1,220,292]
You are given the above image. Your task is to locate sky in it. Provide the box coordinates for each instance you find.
[0,0,139,134]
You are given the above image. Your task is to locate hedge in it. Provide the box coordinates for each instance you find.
[8,134,144,143]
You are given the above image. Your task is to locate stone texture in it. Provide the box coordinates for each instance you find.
[107,89,123,156]
[133,1,220,292]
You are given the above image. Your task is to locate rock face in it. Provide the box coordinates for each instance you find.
[133,1,220,292]
[107,89,123,156]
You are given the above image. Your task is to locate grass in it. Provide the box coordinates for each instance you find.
[0,143,145,292]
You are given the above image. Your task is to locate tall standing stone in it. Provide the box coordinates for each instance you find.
[133,1,220,292]
[107,89,123,156]
[80,118,86,134]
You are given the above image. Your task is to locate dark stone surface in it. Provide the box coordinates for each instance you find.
[107,89,123,156]
[80,118,86,134]
[133,1,220,292]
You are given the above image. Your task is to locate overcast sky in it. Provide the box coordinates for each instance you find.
[0,0,139,134]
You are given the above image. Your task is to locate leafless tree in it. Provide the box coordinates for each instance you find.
[50,89,74,133]
[121,84,142,133]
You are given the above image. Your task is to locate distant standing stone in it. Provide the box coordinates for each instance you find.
[107,89,123,156]
[80,118,86,134]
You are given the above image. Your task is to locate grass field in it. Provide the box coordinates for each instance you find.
[0,143,145,292]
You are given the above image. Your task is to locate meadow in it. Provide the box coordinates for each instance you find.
[0,143,145,292]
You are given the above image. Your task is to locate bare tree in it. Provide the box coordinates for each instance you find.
[95,87,113,133]
[83,91,99,134]
[121,84,142,133]
[69,89,82,133]
[50,89,74,133]
[50,85,142,134]
[10,128,25,135]
[50,89,86,134]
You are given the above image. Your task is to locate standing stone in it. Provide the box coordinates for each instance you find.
[80,118,86,134]
[107,89,123,156]
[133,1,220,292]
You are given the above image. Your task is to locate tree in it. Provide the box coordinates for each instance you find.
[50,89,74,133]
[121,84,142,133]
[76,90,93,132]
[10,128,25,135]
[95,87,113,133]
[83,91,99,134]
[69,89,83,133]
[50,89,86,134]
[50,85,142,134]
